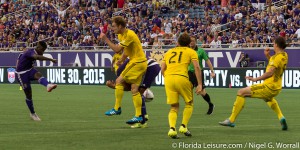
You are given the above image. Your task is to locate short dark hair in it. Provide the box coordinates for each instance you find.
[38,41,47,49]
[112,16,126,27]
[178,33,191,47]
[275,36,287,49]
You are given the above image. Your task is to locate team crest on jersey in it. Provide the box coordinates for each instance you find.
[149,50,165,65]
[7,68,16,83]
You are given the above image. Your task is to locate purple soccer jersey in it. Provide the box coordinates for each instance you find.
[16,49,37,72]
[16,49,38,90]
[117,59,161,88]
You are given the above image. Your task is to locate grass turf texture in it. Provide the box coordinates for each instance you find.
[0,84,299,150]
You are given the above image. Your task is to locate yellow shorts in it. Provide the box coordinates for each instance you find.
[165,75,193,105]
[250,83,281,101]
[121,60,147,85]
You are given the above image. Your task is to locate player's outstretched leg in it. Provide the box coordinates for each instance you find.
[37,76,57,92]
[267,98,287,130]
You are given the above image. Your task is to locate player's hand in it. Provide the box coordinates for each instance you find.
[264,47,270,56]
[195,85,202,95]
[99,33,107,40]
[106,80,116,89]
[51,59,57,63]
[210,72,216,78]
[245,76,257,82]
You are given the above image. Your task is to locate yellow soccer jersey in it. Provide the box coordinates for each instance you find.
[112,52,122,72]
[264,52,288,90]
[118,29,146,63]
[163,47,199,78]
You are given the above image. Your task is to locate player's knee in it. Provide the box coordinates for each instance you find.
[237,88,247,96]
[170,103,179,111]
[34,72,43,79]
[200,90,206,96]
[115,77,124,84]
[131,85,139,94]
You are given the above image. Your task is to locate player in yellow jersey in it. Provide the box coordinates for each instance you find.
[111,50,123,74]
[161,33,203,138]
[100,16,147,125]
[219,37,288,130]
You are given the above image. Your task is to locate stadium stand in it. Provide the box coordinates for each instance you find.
[0,0,299,51]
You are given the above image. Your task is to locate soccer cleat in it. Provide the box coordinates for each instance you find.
[47,84,57,92]
[207,104,215,115]
[144,114,149,122]
[280,117,288,131]
[30,113,41,121]
[179,125,192,137]
[130,122,148,128]
[219,119,235,127]
[105,108,121,116]
[168,128,179,139]
[126,116,143,124]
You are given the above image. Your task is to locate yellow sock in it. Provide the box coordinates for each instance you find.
[132,93,142,117]
[114,84,124,110]
[169,108,178,129]
[19,86,22,91]
[267,98,284,120]
[229,95,245,123]
[182,103,193,127]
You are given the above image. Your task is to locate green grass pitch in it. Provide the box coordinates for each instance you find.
[0,84,299,150]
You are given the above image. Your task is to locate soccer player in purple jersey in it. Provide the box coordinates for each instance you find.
[106,58,161,128]
[15,41,58,121]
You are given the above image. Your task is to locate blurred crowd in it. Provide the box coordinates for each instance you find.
[0,0,300,50]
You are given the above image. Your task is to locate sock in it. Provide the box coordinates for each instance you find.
[182,103,193,127]
[169,108,178,129]
[202,93,212,105]
[38,77,49,87]
[132,93,142,117]
[267,98,284,120]
[141,95,147,123]
[114,84,124,110]
[229,95,245,123]
[26,99,35,114]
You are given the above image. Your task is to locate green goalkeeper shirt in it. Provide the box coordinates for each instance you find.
[188,46,209,72]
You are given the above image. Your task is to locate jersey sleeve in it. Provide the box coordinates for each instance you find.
[190,50,199,61]
[199,49,209,61]
[119,32,133,48]
[269,55,281,68]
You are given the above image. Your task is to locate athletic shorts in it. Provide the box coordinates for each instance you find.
[120,60,147,85]
[165,75,193,105]
[188,70,206,89]
[117,59,161,88]
[140,64,161,88]
[250,83,281,101]
[16,68,38,90]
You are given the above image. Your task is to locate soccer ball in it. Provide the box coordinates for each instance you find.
[143,89,154,102]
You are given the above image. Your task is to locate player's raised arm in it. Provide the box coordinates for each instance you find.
[100,33,124,53]
[32,54,57,63]
[264,47,271,60]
